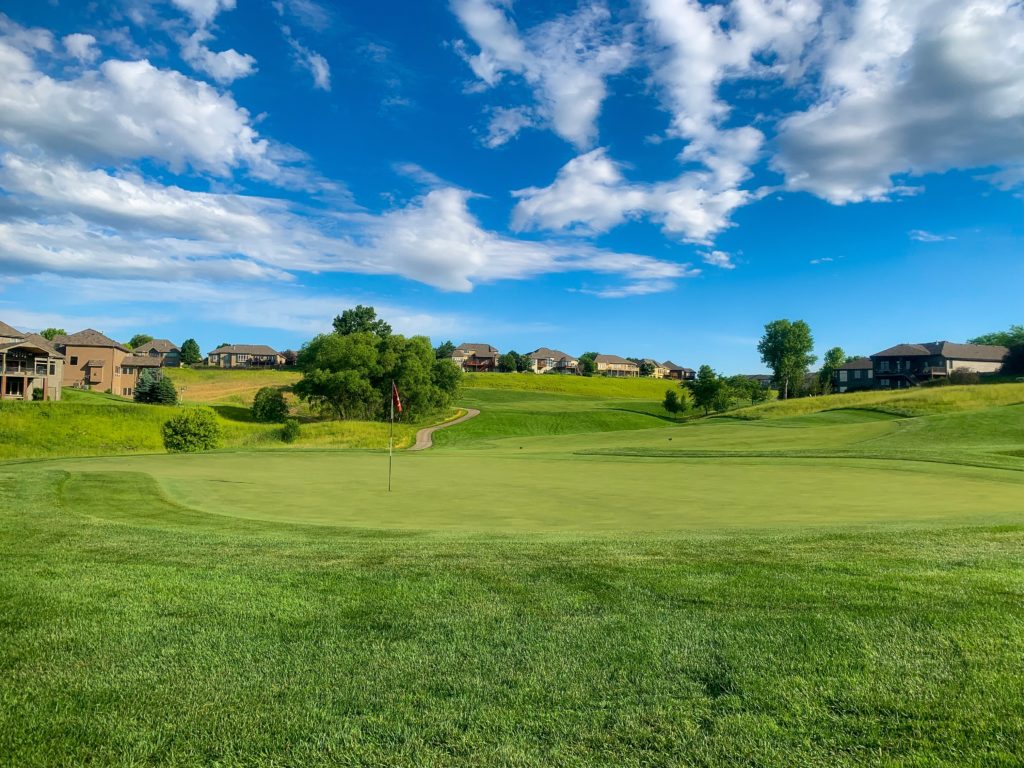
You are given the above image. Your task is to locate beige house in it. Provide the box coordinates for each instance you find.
[595,354,639,378]
[207,344,285,368]
[0,321,64,401]
[133,339,182,367]
[640,358,667,378]
[526,347,578,374]
[54,329,131,393]
[450,343,499,373]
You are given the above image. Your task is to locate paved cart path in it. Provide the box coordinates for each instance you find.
[409,409,481,451]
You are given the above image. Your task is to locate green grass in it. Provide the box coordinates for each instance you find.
[165,367,301,404]
[463,371,682,399]
[3,382,1024,764]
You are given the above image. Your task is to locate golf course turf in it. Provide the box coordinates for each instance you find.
[2,379,1024,765]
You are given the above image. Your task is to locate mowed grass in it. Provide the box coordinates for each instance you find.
[3,381,1024,765]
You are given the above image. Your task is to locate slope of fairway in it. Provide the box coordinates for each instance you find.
[2,467,1023,766]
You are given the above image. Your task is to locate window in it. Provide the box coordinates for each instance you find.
[839,371,848,382]
[879,360,890,372]
[70,356,78,365]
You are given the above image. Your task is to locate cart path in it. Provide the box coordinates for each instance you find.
[409,408,480,451]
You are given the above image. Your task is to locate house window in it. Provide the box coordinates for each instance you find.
[839,371,848,382]
[70,356,78,365]
[879,360,889,372]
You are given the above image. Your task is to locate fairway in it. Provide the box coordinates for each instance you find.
[3,380,1024,766]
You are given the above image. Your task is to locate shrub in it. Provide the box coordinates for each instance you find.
[135,369,178,405]
[281,418,301,443]
[1002,343,1024,376]
[31,387,44,401]
[949,368,980,385]
[162,409,221,453]
[252,386,289,422]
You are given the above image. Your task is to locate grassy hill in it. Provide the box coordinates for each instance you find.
[462,371,680,399]
[3,379,1024,764]
[165,367,301,404]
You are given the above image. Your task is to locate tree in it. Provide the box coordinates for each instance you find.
[252,387,289,422]
[517,352,534,373]
[39,327,65,341]
[217,342,231,350]
[688,365,724,415]
[434,340,455,359]
[758,319,817,399]
[280,349,298,366]
[180,338,202,365]
[639,360,655,377]
[498,351,519,373]
[162,409,221,452]
[818,346,846,395]
[968,325,1024,348]
[134,369,177,404]
[724,375,762,406]
[281,418,301,443]
[333,305,391,337]
[294,329,461,422]
[663,389,682,416]
[129,334,153,349]
[579,352,598,376]
[1001,344,1024,376]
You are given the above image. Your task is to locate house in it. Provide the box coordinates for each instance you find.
[744,374,774,389]
[870,341,1008,389]
[53,329,132,393]
[640,359,667,378]
[133,339,181,367]
[662,361,695,381]
[833,357,873,392]
[526,347,578,374]
[450,343,500,373]
[0,321,64,401]
[595,354,639,378]
[118,355,165,398]
[206,344,285,368]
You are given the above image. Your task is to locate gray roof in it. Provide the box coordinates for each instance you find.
[453,343,499,358]
[120,355,163,368]
[872,341,1008,362]
[55,328,129,351]
[86,359,106,367]
[208,344,280,356]
[527,347,576,361]
[134,339,179,354]
[595,354,637,366]
[23,333,64,358]
[0,320,23,338]
[640,358,661,367]
[661,360,693,372]
[837,357,873,370]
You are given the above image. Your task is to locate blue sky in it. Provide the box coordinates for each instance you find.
[0,0,1021,372]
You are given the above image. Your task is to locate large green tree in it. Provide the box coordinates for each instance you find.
[333,305,392,337]
[968,325,1024,347]
[498,351,519,373]
[129,334,153,349]
[180,338,202,365]
[434,340,456,359]
[39,327,65,341]
[818,346,846,394]
[294,330,461,421]
[757,319,817,400]
[688,365,724,415]
[579,352,598,376]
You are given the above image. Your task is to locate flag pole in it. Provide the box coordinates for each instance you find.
[388,380,394,492]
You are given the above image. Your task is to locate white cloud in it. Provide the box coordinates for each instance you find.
[774,0,1024,203]
[809,257,833,264]
[485,106,534,148]
[169,0,236,27]
[0,14,53,53]
[452,0,632,148]
[701,250,735,269]
[282,26,330,90]
[0,40,310,186]
[272,0,332,31]
[512,147,751,243]
[63,33,99,63]
[180,29,256,84]
[909,229,955,242]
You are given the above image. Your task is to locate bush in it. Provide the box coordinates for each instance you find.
[162,409,221,453]
[1002,343,1024,376]
[281,418,301,443]
[949,368,980,385]
[252,386,289,422]
[31,387,44,401]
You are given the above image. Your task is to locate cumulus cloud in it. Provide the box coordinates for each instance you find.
[774,0,1024,203]
[452,0,632,148]
[701,250,736,269]
[63,33,99,62]
[485,106,535,148]
[512,147,751,243]
[0,39,308,186]
[180,29,256,84]
[169,0,237,27]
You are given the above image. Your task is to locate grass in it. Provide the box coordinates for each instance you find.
[165,367,301,405]
[3,380,1024,764]
[462,371,681,399]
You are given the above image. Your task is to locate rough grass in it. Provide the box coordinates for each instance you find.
[165,367,301,405]
[463,371,682,399]
[730,383,1024,419]
[2,469,1024,766]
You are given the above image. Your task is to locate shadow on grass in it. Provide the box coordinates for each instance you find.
[211,404,256,423]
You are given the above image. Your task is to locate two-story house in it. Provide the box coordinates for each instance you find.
[450,343,500,373]
[0,321,65,401]
[206,344,285,368]
[833,357,874,392]
[54,329,132,393]
[133,339,182,367]
[595,354,639,378]
[640,359,667,378]
[662,361,695,381]
[526,348,578,374]
[870,341,1008,389]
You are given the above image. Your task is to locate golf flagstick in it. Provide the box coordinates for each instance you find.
[388,381,402,492]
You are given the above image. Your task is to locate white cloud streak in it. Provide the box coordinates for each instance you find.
[180,29,257,84]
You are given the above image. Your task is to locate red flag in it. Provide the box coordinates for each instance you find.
[392,381,403,414]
